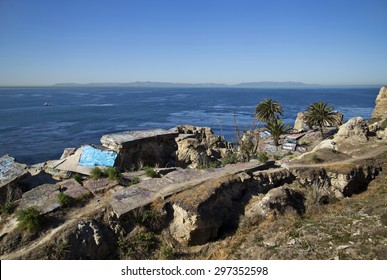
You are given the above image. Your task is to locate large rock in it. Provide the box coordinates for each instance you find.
[174,125,229,150]
[168,172,255,245]
[327,165,380,198]
[372,86,387,119]
[245,186,305,218]
[293,112,307,131]
[101,129,178,170]
[66,220,115,259]
[333,117,369,145]
[174,125,231,168]
[0,155,29,205]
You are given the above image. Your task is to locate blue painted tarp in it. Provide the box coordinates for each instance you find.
[78,145,117,167]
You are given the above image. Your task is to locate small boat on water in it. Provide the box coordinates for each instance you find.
[43,102,52,106]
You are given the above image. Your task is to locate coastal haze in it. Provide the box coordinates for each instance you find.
[0,86,379,164]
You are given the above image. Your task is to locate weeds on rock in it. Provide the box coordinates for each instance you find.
[132,206,163,232]
[90,166,122,182]
[221,153,239,166]
[57,192,75,208]
[159,244,175,260]
[17,207,43,232]
[105,166,122,181]
[0,201,15,215]
[90,167,104,179]
[46,240,71,260]
[144,167,159,178]
[118,231,157,259]
[257,151,269,163]
[129,176,140,185]
[71,173,83,183]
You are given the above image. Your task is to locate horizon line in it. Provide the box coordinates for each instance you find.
[0,81,385,87]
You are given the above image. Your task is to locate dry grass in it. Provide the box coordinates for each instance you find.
[188,163,387,260]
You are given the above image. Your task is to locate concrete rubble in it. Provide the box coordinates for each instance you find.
[101,129,178,169]
[19,179,90,214]
[0,155,30,204]
[109,161,265,218]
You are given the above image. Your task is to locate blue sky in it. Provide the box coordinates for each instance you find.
[0,0,386,86]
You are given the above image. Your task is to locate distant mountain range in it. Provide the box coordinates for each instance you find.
[53,81,319,88]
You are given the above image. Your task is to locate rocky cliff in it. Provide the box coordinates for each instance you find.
[372,86,387,119]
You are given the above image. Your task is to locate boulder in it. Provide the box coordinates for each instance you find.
[293,112,308,131]
[376,128,387,140]
[245,186,305,218]
[174,125,229,150]
[174,125,231,168]
[64,219,116,259]
[168,173,255,245]
[372,86,387,119]
[333,117,369,145]
[312,139,336,152]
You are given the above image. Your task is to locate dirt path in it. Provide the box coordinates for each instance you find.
[285,144,387,169]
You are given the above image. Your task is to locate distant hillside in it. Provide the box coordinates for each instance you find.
[233,81,318,87]
[53,82,228,87]
[53,81,318,88]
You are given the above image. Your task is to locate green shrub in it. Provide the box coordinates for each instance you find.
[17,207,43,232]
[208,161,219,168]
[221,153,238,166]
[312,154,324,163]
[90,167,104,180]
[71,173,83,183]
[130,176,140,185]
[133,207,163,231]
[144,167,158,178]
[257,151,269,163]
[57,192,74,208]
[159,244,175,260]
[0,201,15,215]
[118,231,157,259]
[104,167,121,181]
[285,151,293,156]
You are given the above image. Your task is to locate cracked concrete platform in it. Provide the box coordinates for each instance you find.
[109,161,264,217]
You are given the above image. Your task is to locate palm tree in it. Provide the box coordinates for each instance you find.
[304,101,337,138]
[254,98,283,124]
[265,119,289,146]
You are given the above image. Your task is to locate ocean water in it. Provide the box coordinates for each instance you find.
[0,86,379,164]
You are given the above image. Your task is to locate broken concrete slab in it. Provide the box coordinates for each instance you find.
[83,178,119,194]
[19,179,90,214]
[57,179,90,199]
[19,184,60,214]
[48,148,93,176]
[100,129,179,170]
[0,155,30,204]
[109,161,264,218]
[0,155,29,188]
[101,129,178,151]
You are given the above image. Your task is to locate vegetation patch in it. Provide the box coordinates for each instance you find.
[71,173,83,183]
[144,167,159,178]
[17,207,43,232]
[57,192,75,208]
[118,231,158,259]
[257,151,269,163]
[221,153,239,166]
[90,166,122,181]
[90,167,104,180]
[105,166,122,181]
